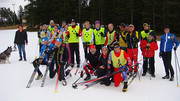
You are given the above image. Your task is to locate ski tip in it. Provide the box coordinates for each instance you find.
[54,90,58,93]
[139,80,141,82]
[177,85,179,87]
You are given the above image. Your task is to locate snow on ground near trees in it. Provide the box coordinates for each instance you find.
[0,29,180,101]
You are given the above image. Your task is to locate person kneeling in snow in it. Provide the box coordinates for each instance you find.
[80,44,100,80]
[140,31,158,77]
[108,42,132,92]
[96,46,112,86]
[46,38,69,86]
[33,37,54,80]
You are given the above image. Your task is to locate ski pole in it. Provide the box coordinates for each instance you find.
[174,50,179,87]
[174,51,180,73]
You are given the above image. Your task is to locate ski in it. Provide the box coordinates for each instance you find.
[41,53,55,87]
[26,31,59,88]
[83,81,99,90]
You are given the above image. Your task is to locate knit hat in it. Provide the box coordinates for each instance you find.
[120,23,125,28]
[143,23,149,27]
[56,38,62,42]
[113,42,119,47]
[89,44,96,50]
[95,20,100,25]
[164,25,170,29]
[149,31,156,39]
[42,37,48,42]
[129,24,134,27]
[71,19,75,22]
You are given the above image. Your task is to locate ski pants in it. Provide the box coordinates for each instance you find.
[82,61,96,75]
[162,52,174,77]
[69,43,80,65]
[65,44,71,63]
[127,48,138,72]
[114,65,128,87]
[143,56,155,75]
[83,43,89,59]
[96,68,112,86]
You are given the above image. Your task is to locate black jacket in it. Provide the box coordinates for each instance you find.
[126,31,139,49]
[48,46,69,65]
[14,30,28,44]
[98,54,109,71]
[87,51,100,68]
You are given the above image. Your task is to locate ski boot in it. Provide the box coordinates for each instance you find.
[169,76,174,81]
[35,74,43,80]
[122,82,128,92]
[151,74,155,78]
[162,75,169,79]
[62,80,67,86]
[84,73,91,81]
[142,72,146,76]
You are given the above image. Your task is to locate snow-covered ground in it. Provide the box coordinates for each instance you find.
[0,29,180,101]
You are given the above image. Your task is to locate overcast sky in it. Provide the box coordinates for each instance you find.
[0,0,29,14]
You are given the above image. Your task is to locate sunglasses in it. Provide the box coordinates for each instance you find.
[114,46,119,49]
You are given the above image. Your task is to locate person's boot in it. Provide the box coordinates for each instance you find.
[169,76,174,81]
[151,74,156,78]
[84,73,91,81]
[77,64,80,68]
[35,74,43,80]
[65,69,71,77]
[122,82,128,92]
[142,72,146,76]
[162,75,169,79]
[62,80,67,86]
[19,58,22,61]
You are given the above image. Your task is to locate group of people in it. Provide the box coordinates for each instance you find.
[14,19,179,92]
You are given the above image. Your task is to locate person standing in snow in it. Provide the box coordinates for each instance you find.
[14,25,28,61]
[67,19,82,68]
[126,24,139,75]
[140,32,158,77]
[118,23,128,52]
[48,20,55,32]
[93,20,106,53]
[160,26,179,81]
[62,25,71,65]
[82,21,94,59]
[104,23,118,51]
[40,24,51,40]
[38,24,43,53]
[51,24,61,45]
[108,42,132,92]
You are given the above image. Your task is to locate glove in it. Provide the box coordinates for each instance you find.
[90,70,94,74]
[33,59,40,68]
[76,33,79,36]
[159,52,163,58]
[100,32,104,36]
[83,42,90,45]
[80,71,84,78]
[44,50,48,54]
[174,47,177,51]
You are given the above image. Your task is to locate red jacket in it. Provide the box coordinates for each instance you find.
[140,38,158,57]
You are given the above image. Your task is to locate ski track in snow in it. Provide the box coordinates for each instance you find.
[0,29,180,101]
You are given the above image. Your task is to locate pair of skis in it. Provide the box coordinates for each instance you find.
[26,31,62,88]
[72,63,141,89]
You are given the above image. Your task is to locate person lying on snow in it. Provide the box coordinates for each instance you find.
[33,37,54,80]
[108,42,132,92]
[80,44,100,80]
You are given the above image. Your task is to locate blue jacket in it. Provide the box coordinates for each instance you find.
[39,44,54,63]
[160,33,179,52]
